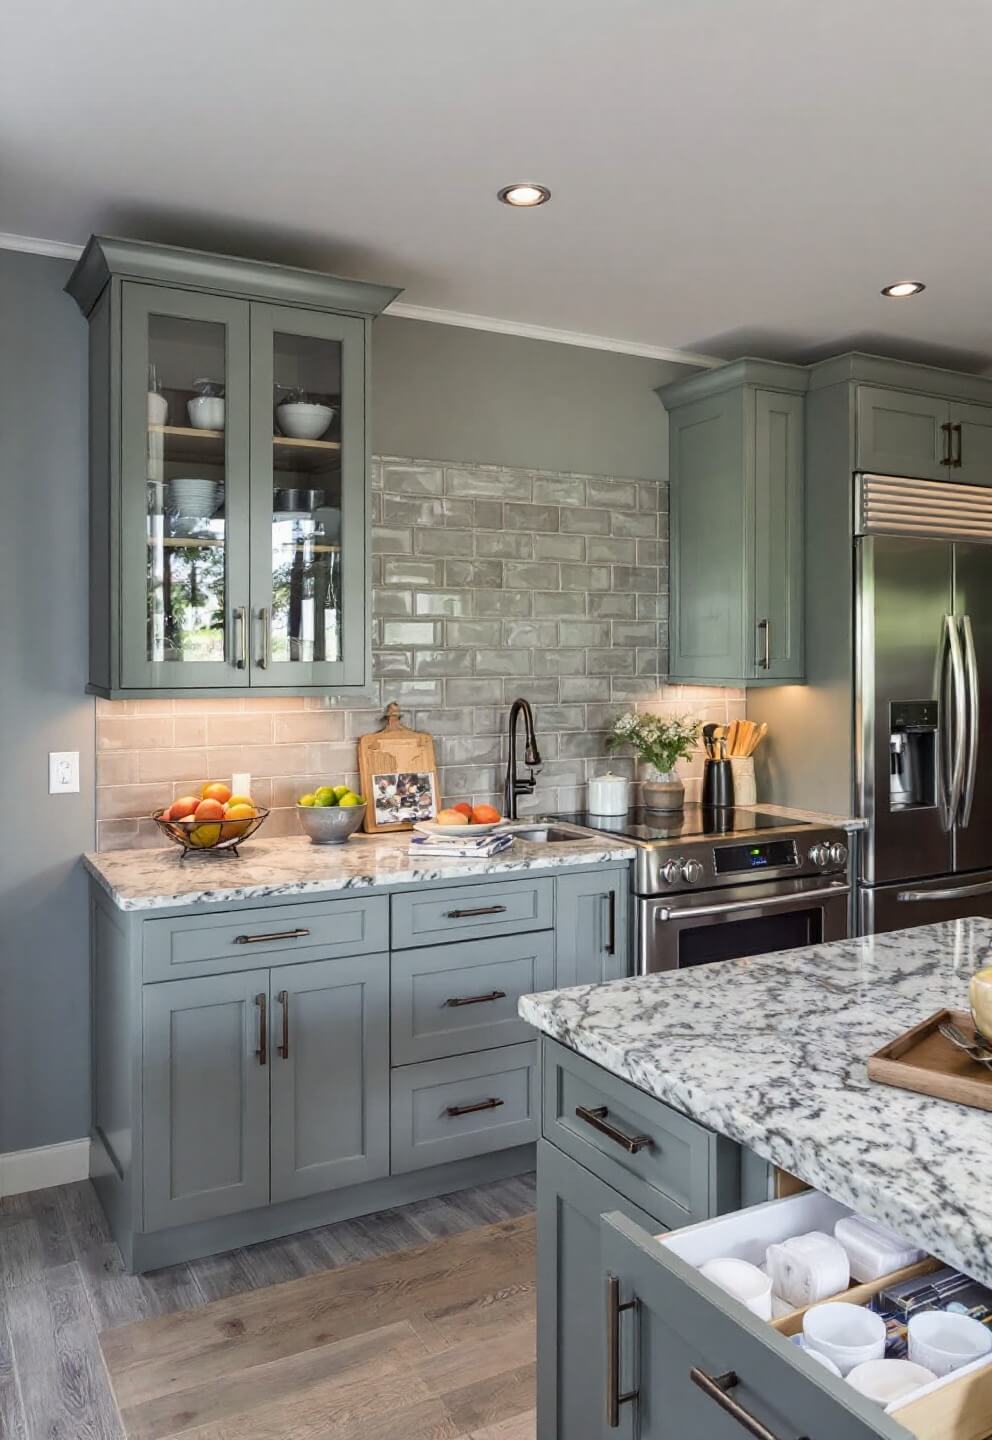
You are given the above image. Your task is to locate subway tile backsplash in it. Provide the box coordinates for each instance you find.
[95,456,744,850]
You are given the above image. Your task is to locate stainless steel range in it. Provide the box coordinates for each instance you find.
[553,806,851,974]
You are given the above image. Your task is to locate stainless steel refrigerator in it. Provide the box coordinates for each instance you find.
[858,474,992,932]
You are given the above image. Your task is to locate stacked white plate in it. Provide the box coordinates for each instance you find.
[167,478,224,518]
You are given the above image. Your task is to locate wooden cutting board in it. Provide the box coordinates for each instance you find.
[357,703,441,833]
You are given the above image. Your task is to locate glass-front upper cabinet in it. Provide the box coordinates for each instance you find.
[68,237,400,696]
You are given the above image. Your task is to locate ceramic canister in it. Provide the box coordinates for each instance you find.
[587,773,630,816]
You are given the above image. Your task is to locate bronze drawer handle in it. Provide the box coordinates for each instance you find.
[690,1368,806,1440]
[277,989,289,1059]
[444,904,508,919]
[446,1097,505,1118]
[444,990,507,1008]
[606,1274,638,1427]
[575,1105,652,1155]
[233,928,310,945]
[255,992,267,1066]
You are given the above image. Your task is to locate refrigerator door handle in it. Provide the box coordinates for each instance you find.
[939,614,967,833]
[897,879,992,903]
[960,614,979,828]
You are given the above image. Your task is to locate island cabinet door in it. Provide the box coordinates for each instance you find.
[537,1142,662,1440]
[554,870,629,988]
[269,953,389,1203]
[600,1212,906,1440]
[142,972,271,1232]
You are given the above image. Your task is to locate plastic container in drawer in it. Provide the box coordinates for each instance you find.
[390,1042,538,1174]
[390,878,553,948]
[657,1189,992,1440]
[142,896,389,980]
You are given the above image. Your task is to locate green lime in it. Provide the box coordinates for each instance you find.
[339,793,363,807]
[316,793,338,807]
[314,786,335,803]
[332,784,351,800]
[298,793,317,807]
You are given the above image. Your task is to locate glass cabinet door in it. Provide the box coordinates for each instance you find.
[249,304,368,685]
[120,284,250,688]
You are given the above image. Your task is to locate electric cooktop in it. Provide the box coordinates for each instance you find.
[552,805,812,845]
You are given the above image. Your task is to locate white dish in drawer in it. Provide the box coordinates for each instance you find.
[656,1188,992,1437]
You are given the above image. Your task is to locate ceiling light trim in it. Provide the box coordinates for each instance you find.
[0,229,723,369]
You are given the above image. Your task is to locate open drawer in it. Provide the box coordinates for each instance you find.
[602,1189,992,1440]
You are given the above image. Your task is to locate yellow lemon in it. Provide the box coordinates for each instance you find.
[298,793,317,807]
[188,823,221,848]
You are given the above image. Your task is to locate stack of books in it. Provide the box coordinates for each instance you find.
[408,830,514,859]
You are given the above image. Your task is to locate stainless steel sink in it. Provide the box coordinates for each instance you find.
[512,825,589,844]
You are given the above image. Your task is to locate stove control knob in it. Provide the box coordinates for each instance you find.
[661,859,682,886]
[681,858,705,885]
[808,844,829,868]
[828,842,848,868]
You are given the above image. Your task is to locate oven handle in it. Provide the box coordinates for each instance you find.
[652,885,849,923]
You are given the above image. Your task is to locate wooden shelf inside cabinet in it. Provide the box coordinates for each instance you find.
[149,536,341,554]
[273,434,341,475]
[148,424,225,466]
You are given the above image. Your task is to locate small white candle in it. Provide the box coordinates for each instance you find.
[232,772,252,798]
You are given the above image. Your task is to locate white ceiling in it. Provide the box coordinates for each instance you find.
[4,0,992,369]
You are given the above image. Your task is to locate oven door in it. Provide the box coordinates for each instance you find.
[638,878,850,974]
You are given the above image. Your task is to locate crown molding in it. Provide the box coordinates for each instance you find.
[0,229,722,369]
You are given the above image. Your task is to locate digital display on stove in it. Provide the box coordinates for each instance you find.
[713,839,799,874]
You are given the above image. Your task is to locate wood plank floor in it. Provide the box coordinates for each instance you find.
[0,1172,536,1439]
[101,1214,537,1440]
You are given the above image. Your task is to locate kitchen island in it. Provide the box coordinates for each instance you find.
[521,918,992,1440]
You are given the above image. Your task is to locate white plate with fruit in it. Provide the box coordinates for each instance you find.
[415,802,504,837]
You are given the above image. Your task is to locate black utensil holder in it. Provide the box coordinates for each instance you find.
[702,759,735,808]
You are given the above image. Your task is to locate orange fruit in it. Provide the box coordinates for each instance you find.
[194,797,225,822]
[436,808,470,826]
[220,802,256,838]
[170,795,199,820]
[453,802,473,818]
[201,781,232,804]
[471,804,501,824]
[160,804,173,822]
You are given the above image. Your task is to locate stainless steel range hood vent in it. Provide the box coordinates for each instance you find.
[857,473,992,542]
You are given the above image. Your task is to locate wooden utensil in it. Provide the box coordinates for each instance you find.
[357,703,441,834]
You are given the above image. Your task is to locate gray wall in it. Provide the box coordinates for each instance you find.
[0,250,95,1153]
[373,316,685,479]
[0,250,680,1154]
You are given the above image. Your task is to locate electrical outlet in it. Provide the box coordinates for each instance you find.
[49,751,80,794]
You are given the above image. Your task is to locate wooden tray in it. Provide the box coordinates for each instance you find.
[357,703,440,834]
[868,1009,992,1111]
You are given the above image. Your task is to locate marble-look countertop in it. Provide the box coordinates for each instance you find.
[83,830,635,912]
[736,802,867,833]
[520,918,992,1287]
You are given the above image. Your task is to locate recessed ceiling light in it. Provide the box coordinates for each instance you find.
[881,281,926,297]
[497,183,551,208]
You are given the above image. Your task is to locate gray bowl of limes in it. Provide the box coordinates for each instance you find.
[296,785,367,844]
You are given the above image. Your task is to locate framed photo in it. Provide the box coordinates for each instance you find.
[371,770,437,828]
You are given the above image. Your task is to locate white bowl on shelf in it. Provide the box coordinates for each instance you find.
[277,402,335,440]
[187,395,225,431]
[147,391,168,426]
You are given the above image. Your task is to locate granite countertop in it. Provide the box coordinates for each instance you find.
[83,829,635,912]
[736,802,867,833]
[520,917,992,1287]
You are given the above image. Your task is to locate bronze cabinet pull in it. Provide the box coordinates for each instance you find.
[254,992,267,1065]
[444,990,507,1007]
[575,1105,652,1155]
[756,617,771,670]
[952,421,963,467]
[233,928,310,945]
[690,1368,803,1440]
[444,904,508,919]
[277,989,289,1059]
[942,420,954,465]
[606,1275,638,1427]
[606,889,616,956]
[445,1097,504,1117]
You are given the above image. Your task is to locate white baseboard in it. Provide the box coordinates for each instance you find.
[0,1138,91,1198]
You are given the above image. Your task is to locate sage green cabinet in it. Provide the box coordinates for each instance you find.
[951,400,992,485]
[659,360,806,685]
[269,954,389,1203]
[142,971,271,1231]
[554,869,628,988]
[67,235,400,697]
[856,385,992,487]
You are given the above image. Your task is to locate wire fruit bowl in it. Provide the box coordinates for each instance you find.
[152,806,270,859]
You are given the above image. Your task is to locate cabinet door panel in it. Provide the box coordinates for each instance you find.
[856,385,950,481]
[668,393,746,680]
[249,303,369,686]
[120,283,251,689]
[269,953,389,1202]
[750,389,804,680]
[142,972,269,1230]
[554,870,629,988]
[537,1142,661,1440]
[601,1211,902,1440]
[950,400,992,486]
